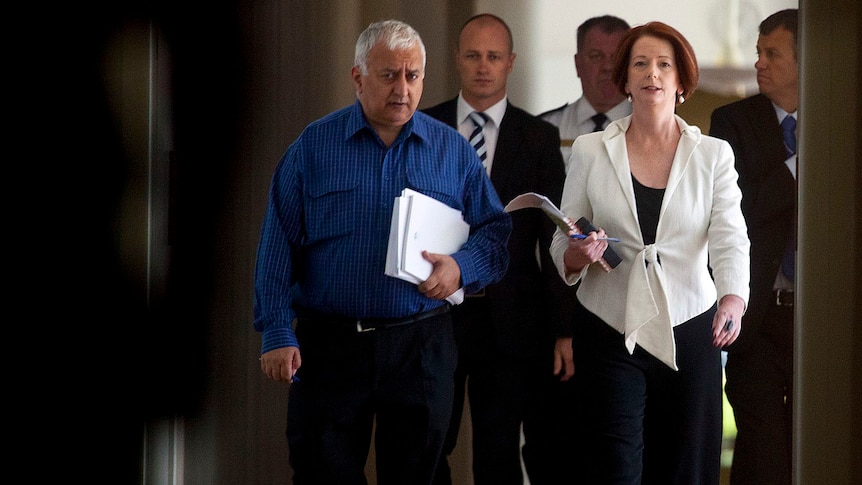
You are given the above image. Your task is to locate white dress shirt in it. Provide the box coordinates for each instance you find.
[457,94,507,177]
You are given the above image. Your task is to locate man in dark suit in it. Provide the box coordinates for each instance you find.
[423,13,576,485]
[709,9,799,485]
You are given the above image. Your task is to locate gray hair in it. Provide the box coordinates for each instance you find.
[354,19,426,75]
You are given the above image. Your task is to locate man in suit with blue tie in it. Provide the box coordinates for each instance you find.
[423,13,576,485]
[709,9,799,485]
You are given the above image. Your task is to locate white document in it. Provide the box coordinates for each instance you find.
[505,192,621,272]
[386,188,468,305]
[504,192,576,233]
[385,194,418,283]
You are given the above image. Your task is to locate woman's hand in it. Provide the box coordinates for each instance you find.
[563,229,609,275]
[713,294,745,348]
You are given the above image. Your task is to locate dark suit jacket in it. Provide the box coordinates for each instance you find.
[422,98,576,357]
[710,93,796,354]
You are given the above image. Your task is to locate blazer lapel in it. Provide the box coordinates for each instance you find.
[662,116,701,218]
[604,119,641,230]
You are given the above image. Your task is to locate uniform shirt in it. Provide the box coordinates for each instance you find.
[254,100,512,353]
[539,97,632,168]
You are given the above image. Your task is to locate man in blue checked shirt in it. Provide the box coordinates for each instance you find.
[253,19,511,485]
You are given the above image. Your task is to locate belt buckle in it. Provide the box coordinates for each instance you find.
[775,289,794,306]
[467,289,486,298]
[356,320,375,333]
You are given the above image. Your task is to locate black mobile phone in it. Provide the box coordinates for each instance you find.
[574,217,622,269]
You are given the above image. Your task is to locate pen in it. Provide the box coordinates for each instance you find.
[570,233,621,242]
[724,319,734,332]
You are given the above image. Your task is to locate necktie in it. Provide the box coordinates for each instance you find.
[780,114,797,280]
[781,115,797,157]
[469,111,490,164]
[591,112,608,132]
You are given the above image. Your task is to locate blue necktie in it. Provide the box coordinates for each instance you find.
[781,115,796,157]
[780,115,797,280]
[468,111,490,164]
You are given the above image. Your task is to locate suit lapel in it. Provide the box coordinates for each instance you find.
[489,104,517,192]
[747,94,788,173]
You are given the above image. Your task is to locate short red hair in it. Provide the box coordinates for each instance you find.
[612,22,699,103]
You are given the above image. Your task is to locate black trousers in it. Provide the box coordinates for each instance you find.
[521,365,580,485]
[725,303,793,485]
[286,310,456,485]
[433,296,573,485]
[573,301,723,485]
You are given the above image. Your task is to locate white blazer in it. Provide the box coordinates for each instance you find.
[550,115,750,370]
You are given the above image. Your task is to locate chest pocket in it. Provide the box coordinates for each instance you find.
[406,172,464,214]
[305,176,360,245]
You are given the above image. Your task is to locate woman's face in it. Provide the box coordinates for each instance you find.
[625,35,682,110]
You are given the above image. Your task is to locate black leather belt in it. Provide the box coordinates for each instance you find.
[774,288,794,307]
[354,304,451,332]
[298,305,450,333]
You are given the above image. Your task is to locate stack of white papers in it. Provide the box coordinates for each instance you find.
[386,188,468,305]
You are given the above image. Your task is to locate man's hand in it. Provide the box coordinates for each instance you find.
[553,337,575,381]
[417,251,462,300]
[260,346,302,384]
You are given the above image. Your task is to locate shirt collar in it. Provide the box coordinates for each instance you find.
[772,103,796,124]
[574,98,597,126]
[349,99,424,145]
[575,98,631,128]
[456,93,508,128]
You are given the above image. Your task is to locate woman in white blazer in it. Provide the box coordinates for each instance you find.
[550,22,750,485]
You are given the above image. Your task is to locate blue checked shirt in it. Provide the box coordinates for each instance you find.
[254,101,512,353]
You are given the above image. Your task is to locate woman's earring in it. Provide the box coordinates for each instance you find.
[678,93,685,104]
[627,93,632,102]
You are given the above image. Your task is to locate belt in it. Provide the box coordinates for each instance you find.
[774,288,794,307]
[298,305,451,333]
[354,304,451,332]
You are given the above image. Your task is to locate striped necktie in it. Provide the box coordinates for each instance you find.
[469,111,490,164]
